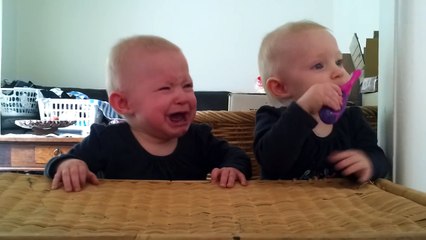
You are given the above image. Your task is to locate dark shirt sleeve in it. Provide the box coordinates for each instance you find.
[194,124,252,179]
[44,124,107,178]
[253,103,317,178]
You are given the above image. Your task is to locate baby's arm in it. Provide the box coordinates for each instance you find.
[210,167,248,188]
[330,106,391,181]
[328,150,373,183]
[52,159,99,192]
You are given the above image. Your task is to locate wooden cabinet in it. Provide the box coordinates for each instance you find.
[0,136,83,171]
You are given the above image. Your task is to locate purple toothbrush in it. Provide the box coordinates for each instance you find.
[319,69,362,124]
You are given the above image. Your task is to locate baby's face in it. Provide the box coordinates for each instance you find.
[123,49,197,140]
[277,29,350,100]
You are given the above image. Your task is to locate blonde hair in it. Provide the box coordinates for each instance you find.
[106,35,181,95]
[258,20,328,106]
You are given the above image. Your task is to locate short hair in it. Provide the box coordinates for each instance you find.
[106,35,181,95]
[258,20,328,105]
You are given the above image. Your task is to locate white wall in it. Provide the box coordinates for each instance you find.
[393,0,426,192]
[0,0,3,77]
[378,0,396,181]
[333,0,379,52]
[2,0,379,92]
[378,0,426,192]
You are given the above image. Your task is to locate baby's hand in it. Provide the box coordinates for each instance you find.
[297,82,342,115]
[210,167,248,188]
[328,150,373,183]
[51,159,99,192]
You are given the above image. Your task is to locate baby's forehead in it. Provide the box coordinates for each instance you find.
[278,29,335,50]
[280,28,330,42]
[132,47,180,58]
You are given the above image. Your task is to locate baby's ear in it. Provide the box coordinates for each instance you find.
[109,92,132,115]
[266,77,291,99]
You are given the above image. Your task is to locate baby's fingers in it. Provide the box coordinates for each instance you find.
[87,171,100,185]
[329,151,353,163]
[51,171,63,190]
[208,168,247,188]
[219,170,231,188]
[357,171,371,183]
[209,168,220,184]
[235,171,248,186]
[340,161,363,176]
[326,92,343,111]
[59,169,75,192]
[341,162,372,182]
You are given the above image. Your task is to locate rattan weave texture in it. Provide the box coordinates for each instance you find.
[0,173,425,239]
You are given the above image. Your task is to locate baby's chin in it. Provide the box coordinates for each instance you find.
[163,125,191,140]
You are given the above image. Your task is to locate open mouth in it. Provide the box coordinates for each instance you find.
[169,112,188,123]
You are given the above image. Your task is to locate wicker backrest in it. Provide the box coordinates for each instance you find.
[359,105,378,133]
[193,111,259,177]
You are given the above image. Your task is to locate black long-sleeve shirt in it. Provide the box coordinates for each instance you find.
[45,122,252,180]
[254,103,390,180]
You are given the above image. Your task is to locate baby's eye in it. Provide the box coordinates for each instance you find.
[336,59,343,66]
[184,83,193,89]
[312,63,324,70]
[158,86,171,91]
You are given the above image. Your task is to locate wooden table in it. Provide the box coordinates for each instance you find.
[0,173,425,239]
[0,136,82,172]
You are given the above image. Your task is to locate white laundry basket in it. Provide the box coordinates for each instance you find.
[0,88,43,117]
[37,98,102,135]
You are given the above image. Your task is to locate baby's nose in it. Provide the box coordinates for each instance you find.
[333,69,350,85]
[174,90,194,104]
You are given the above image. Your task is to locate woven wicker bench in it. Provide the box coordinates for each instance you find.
[194,106,378,178]
[0,172,425,239]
